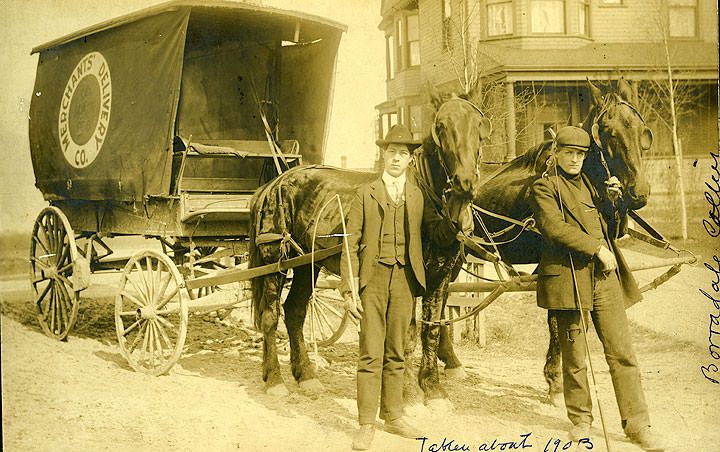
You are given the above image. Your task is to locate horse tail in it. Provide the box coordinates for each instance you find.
[249,182,272,331]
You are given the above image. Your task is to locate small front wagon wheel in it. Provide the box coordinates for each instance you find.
[115,250,188,375]
[30,206,80,340]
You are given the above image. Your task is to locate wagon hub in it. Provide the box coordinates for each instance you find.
[43,265,59,279]
[137,306,157,320]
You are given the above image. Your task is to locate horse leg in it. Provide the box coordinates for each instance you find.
[544,310,563,406]
[419,278,451,407]
[260,272,289,396]
[403,300,424,407]
[438,324,466,380]
[283,265,322,392]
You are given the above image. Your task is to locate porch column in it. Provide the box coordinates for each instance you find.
[504,81,517,161]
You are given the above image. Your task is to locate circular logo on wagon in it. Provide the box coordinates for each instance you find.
[57,51,112,169]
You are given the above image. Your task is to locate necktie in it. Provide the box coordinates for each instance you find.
[393,181,401,204]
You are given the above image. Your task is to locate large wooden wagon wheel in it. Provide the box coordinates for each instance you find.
[115,249,188,375]
[303,273,349,347]
[29,206,80,340]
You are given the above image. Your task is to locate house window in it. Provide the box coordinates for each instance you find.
[407,14,420,66]
[386,34,395,79]
[668,0,696,38]
[487,1,513,37]
[409,105,423,140]
[579,0,589,35]
[531,0,565,34]
[396,18,404,70]
[442,0,453,50]
[383,112,398,136]
[600,0,622,5]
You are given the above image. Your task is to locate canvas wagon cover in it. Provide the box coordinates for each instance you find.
[29,9,190,201]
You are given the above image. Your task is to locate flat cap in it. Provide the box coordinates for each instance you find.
[376,124,422,149]
[555,126,590,151]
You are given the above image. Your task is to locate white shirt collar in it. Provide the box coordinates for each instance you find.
[381,171,406,189]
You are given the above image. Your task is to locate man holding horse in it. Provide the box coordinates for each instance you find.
[530,126,663,451]
[341,124,469,450]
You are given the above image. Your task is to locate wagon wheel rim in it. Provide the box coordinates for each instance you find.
[115,249,188,376]
[304,288,349,347]
[30,206,80,340]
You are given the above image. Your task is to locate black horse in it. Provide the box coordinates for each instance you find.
[419,78,653,406]
[249,92,491,396]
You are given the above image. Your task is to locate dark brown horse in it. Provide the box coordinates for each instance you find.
[249,92,491,396]
[423,78,653,405]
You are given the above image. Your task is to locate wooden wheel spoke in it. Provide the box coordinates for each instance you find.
[155,315,175,330]
[133,261,151,302]
[156,273,172,303]
[56,282,70,329]
[154,320,173,349]
[151,322,164,359]
[49,288,57,333]
[56,240,69,267]
[126,275,149,305]
[30,256,50,269]
[315,301,336,338]
[147,321,156,367]
[315,296,345,319]
[119,310,138,317]
[128,322,148,354]
[145,256,155,302]
[57,263,73,275]
[120,290,145,308]
[56,273,73,290]
[141,320,152,365]
[122,319,141,336]
[32,234,51,256]
[35,281,52,306]
[156,286,179,310]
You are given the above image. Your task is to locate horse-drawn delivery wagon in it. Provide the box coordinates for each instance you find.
[28,0,349,375]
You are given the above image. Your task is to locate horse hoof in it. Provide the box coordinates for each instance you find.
[444,366,467,380]
[549,391,564,408]
[298,378,324,392]
[426,398,454,413]
[266,383,290,398]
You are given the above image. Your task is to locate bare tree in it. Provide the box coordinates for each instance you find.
[635,0,704,238]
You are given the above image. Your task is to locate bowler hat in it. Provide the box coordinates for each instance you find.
[555,126,590,151]
[376,124,422,149]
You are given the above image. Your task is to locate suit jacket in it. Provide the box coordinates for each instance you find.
[340,173,457,298]
[529,172,642,310]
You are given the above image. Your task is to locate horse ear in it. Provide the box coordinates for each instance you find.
[591,123,602,147]
[640,127,653,150]
[617,77,634,103]
[478,116,492,140]
[588,79,603,106]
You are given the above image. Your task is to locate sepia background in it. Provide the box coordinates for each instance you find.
[1,1,719,451]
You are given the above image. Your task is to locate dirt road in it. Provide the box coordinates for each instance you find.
[2,248,719,452]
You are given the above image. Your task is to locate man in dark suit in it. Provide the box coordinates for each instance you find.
[530,126,663,451]
[341,125,462,450]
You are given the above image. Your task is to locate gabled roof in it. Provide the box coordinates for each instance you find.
[477,41,718,80]
[32,0,347,54]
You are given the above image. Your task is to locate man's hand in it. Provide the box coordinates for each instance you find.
[605,176,623,203]
[343,292,363,327]
[596,245,617,272]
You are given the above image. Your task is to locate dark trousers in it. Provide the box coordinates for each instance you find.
[554,272,650,431]
[357,263,414,425]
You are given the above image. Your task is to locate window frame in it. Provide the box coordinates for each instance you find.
[578,0,590,36]
[385,34,396,80]
[667,0,698,39]
[529,0,567,35]
[486,0,515,38]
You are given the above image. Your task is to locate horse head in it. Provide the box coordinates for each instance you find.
[428,89,492,219]
[586,79,653,210]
